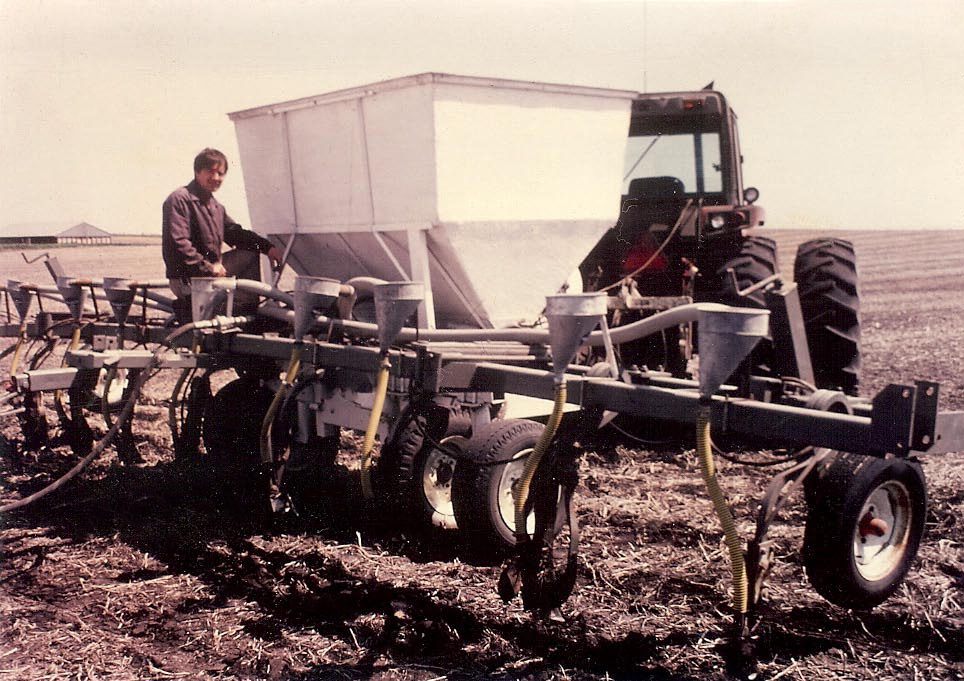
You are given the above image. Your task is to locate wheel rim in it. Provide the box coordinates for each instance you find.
[420,435,462,529]
[497,448,535,537]
[852,480,912,581]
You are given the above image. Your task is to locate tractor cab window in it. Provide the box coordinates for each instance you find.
[621,131,722,197]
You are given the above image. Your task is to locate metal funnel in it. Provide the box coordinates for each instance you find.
[697,304,770,398]
[191,277,235,322]
[374,282,424,353]
[293,276,342,341]
[55,277,88,322]
[6,280,33,321]
[103,278,136,326]
[546,293,608,381]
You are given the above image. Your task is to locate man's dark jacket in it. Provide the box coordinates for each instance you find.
[162,179,272,280]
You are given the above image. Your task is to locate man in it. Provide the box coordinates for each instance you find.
[162,148,282,306]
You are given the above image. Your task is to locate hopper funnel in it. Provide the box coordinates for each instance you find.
[546,293,608,381]
[55,277,89,322]
[697,304,770,399]
[374,282,424,354]
[293,276,342,341]
[6,280,33,321]
[191,278,235,322]
[103,278,136,326]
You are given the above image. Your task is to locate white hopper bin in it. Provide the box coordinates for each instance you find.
[229,73,637,329]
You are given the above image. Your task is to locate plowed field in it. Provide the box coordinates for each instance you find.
[2,229,963,680]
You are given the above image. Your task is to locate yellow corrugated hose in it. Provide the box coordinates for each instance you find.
[360,356,391,499]
[513,381,567,541]
[260,344,303,466]
[8,321,28,376]
[697,400,747,616]
[52,326,83,414]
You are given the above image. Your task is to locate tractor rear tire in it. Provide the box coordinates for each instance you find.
[794,238,861,395]
[696,235,779,376]
[452,418,544,556]
[802,452,926,610]
[697,235,780,309]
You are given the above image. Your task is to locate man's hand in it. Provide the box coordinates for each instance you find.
[267,246,284,270]
[212,262,228,277]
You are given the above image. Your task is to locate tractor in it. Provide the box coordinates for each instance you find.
[581,88,860,395]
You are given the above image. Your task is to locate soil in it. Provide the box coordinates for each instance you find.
[1,229,963,680]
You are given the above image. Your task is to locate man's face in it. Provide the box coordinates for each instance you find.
[195,162,227,194]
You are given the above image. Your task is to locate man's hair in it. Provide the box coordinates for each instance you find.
[193,148,229,173]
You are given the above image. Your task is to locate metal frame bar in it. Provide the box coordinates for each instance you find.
[5,318,964,458]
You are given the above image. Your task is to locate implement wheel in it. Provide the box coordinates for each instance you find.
[803,452,926,609]
[202,376,275,471]
[452,418,543,555]
[794,238,861,394]
[378,406,471,530]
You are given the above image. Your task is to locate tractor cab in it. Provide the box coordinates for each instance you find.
[581,90,765,293]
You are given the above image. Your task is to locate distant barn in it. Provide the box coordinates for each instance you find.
[0,221,113,246]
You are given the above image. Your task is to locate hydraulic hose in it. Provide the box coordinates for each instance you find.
[167,340,201,441]
[513,381,567,542]
[28,286,173,315]
[101,366,119,428]
[696,399,747,618]
[359,355,391,499]
[0,314,252,513]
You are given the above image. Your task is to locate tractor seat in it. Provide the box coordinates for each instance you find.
[627,176,686,199]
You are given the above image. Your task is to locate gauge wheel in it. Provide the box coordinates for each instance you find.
[378,406,471,530]
[414,433,470,530]
[452,418,544,555]
[803,452,927,609]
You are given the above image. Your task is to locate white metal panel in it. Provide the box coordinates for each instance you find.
[437,219,613,327]
[228,73,639,120]
[361,84,439,224]
[233,114,296,234]
[286,99,373,227]
[433,83,630,222]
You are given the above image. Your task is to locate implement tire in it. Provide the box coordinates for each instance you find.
[377,405,471,531]
[794,238,861,395]
[803,452,926,610]
[202,376,275,471]
[452,418,544,556]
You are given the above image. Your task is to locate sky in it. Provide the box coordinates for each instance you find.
[1,0,962,234]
